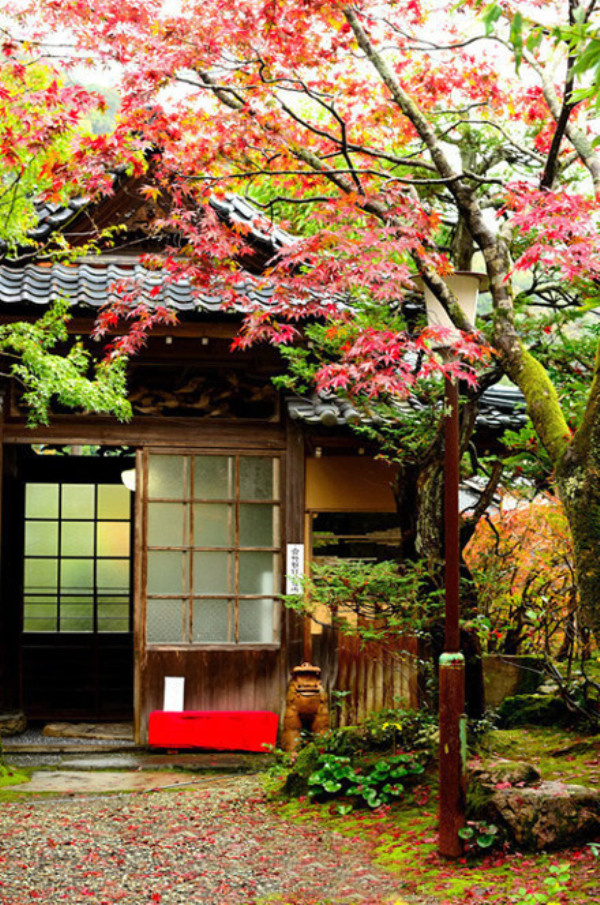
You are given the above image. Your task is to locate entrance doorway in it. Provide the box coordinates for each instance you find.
[5,447,135,720]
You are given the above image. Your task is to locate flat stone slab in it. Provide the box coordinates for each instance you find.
[6,749,273,772]
[42,722,134,741]
[11,770,232,795]
[468,757,541,788]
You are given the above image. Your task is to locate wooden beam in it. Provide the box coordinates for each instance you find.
[3,417,287,449]
[0,313,242,339]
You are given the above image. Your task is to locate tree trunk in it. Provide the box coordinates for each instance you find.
[556,459,600,641]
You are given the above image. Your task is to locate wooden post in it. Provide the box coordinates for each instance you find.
[438,375,467,858]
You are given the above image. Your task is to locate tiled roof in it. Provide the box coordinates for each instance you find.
[0,260,275,313]
[26,198,90,243]
[0,193,295,313]
[209,195,294,252]
[287,384,528,432]
[2,192,293,255]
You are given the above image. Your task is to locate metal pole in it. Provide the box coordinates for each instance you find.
[438,375,467,858]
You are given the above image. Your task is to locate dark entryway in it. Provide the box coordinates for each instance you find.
[2,447,135,720]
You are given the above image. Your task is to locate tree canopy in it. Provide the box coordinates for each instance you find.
[6,0,600,634]
[0,39,148,421]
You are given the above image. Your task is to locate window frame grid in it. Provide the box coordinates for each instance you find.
[23,482,133,635]
[144,451,281,646]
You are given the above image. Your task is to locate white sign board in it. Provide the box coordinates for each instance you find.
[286,543,305,595]
[163,676,185,712]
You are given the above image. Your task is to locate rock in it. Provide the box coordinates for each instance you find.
[488,780,600,850]
[497,693,570,728]
[482,655,544,709]
[537,683,559,695]
[0,712,27,737]
[468,758,541,789]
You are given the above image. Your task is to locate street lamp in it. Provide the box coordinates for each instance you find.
[423,272,485,859]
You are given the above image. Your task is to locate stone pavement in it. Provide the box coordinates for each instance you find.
[3,721,274,794]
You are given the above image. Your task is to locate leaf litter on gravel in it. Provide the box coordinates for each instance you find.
[0,778,424,905]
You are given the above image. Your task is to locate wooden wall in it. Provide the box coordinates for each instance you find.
[137,646,286,741]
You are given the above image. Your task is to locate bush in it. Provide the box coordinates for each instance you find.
[281,707,436,801]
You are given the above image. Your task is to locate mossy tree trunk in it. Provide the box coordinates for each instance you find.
[553,340,600,639]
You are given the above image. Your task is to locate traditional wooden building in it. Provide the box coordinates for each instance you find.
[0,181,526,743]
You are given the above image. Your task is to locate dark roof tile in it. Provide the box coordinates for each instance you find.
[0,261,276,313]
[287,388,527,432]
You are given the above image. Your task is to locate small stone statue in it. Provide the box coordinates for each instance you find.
[281,662,329,752]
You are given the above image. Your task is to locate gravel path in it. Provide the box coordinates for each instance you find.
[0,777,421,904]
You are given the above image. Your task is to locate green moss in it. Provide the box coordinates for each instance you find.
[497,693,570,728]
[466,779,494,819]
[516,349,570,464]
[267,765,598,904]
[0,763,29,792]
[282,743,322,796]
[477,727,600,783]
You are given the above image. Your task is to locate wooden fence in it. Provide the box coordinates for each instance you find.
[313,625,424,727]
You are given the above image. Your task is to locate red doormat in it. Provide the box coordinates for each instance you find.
[148,710,279,752]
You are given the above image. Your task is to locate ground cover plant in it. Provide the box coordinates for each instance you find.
[271,721,600,904]
[0,761,28,793]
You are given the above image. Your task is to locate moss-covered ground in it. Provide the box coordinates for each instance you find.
[0,761,30,798]
[267,726,600,904]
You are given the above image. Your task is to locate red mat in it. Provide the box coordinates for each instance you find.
[148,710,279,752]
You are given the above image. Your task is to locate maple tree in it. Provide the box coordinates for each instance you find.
[465,494,579,657]
[7,0,600,639]
[0,40,160,421]
[0,37,142,255]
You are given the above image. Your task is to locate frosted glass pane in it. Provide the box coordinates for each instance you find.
[193,456,233,500]
[97,559,130,591]
[147,550,188,594]
[192,551,232,594]
[147,598,185,643]
[62,522,94,557]
[24,558,58,591]
[98,484,130,519]
[148,455,187,499]
[61,602,94,632]
[23,602,57,632]
[148,502,186,547]
[62,484,95,518]
[25,484,58,519]
[25,521,58,556]
[61,559,94,591]
[192,598,231,642]
[238,552,275,594]
[97,603,130,632]
[239,504,276,547]
[193,504,233,547]
[97,522,130,556]
[239,457,276,500]
[238,598,275,643]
